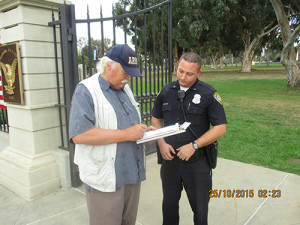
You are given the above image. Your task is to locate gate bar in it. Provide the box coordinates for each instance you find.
[58,4,81,187]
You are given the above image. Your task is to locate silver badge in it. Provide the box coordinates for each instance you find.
[192,94,201,104]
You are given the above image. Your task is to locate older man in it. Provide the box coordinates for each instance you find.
[69,44,154,225]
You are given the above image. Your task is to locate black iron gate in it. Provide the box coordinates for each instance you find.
[49,0,173,187]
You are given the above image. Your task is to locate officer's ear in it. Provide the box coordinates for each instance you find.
[196,68,201,77]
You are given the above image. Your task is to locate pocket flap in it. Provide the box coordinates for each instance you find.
[162,104,172,111]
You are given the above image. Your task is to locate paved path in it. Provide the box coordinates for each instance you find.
[0,145,299,225]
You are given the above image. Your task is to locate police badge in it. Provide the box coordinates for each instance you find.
[192,94,201,104]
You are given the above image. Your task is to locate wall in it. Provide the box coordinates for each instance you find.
[0,0,70,200]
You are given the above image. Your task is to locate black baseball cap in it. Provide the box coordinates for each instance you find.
[106,44,142,77]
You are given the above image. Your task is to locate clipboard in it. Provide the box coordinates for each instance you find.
[136,122,191,144]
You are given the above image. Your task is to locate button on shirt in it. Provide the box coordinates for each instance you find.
[69,76,145,189]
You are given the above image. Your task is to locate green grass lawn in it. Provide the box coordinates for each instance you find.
[199,65,300,175]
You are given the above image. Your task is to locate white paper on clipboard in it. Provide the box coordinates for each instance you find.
[136,122,191,144]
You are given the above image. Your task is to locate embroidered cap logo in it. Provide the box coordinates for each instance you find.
[128,56,138,65]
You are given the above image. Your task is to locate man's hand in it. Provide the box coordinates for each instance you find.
[126,123,147,141]
[146,126,157,132]
[176,143,196,161]
[158,141,175,160]
[151,116,174,160]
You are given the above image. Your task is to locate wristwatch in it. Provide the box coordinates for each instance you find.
[192,141,199,150]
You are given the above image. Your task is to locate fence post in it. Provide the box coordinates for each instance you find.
[58,4,81,187]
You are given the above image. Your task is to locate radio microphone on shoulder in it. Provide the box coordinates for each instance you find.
[177,90,185,102]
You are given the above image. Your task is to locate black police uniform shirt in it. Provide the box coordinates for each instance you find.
[152,79,227,150]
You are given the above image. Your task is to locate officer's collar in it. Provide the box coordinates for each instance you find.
[171,80,199,91]
[189,80,199,91]
[170,81,180,89]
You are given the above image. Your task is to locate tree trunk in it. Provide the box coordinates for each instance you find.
[241,31,258,72]
[266,47,270,66]
[281,44,300,86]
[298,43,300,62]
[241,43,255,72]
[210,54,218,69]
[174,43,179,72]
[284,62,300,86]
[270,0,300,87]
[220,55,225,69]
[241,20,278,72]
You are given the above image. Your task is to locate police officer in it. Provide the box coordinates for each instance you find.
[151,52,227,225]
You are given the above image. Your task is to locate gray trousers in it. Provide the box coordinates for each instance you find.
[85,182,141,225]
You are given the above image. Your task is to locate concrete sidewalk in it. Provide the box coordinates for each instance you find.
[0,153,300,225]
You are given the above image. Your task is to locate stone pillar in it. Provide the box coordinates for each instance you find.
[0,0,69,199]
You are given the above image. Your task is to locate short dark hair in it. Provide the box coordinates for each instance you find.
[179,52,202,69]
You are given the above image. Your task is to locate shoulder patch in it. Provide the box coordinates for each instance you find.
[213,92,223,105]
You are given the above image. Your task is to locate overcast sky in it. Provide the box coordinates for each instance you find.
[70,0,118,19]
[70,0,129,46]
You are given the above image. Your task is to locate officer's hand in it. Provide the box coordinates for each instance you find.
[176,143,196,161]
[158,141,175,160]
[126,123,147,141]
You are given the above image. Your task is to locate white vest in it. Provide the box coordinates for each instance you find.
[74,73,141,192]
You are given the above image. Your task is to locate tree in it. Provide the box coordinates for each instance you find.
[270,0,300,87]
[77,37,87,52]
[114,0,171,68]
[114,0,235,70]
[78,37,112,69]
[226,0,279,72]
[114,0,291,74]
[260,30,283,63]
[80,37,112,59]
[172,0,233,69]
